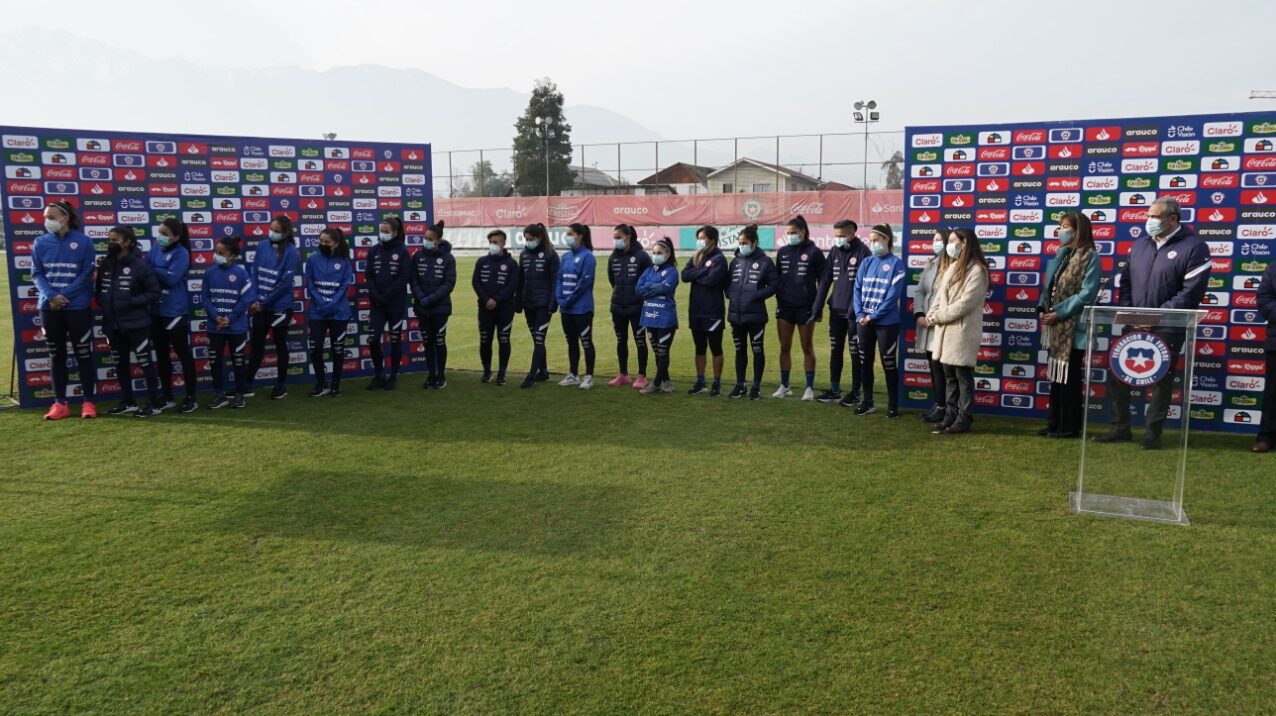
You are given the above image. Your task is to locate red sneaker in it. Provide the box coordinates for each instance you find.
[607,373,632,387]
[80,401,97,419]
[632,375,648,391]
[43,402,70,421]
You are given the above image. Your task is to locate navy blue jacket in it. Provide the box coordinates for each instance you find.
[472,251,520,309]
[366,239,412,312]
[251,240,300,314]
[410,240,457,315]
[1257,260,1276,351]
[608,243,652,315]
[95,250,161,332]
[1117,226,1210,311]
[148,243,191,318]
[813,238,872,317]
[680,247,729,322]
[637,263,679,329]
[726,252,779,325]
[519,243,560,312]
[774,240,827,309]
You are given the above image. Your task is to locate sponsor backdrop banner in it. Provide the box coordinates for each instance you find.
[2,125,433,408]
[434,190,904,229]
[902,111,1276,434]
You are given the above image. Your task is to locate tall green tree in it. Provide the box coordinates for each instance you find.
[881,150,904,190]
[459,159,513,197]
[512,78,574,197]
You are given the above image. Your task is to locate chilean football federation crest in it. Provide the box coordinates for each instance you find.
[1109,331,1172,387]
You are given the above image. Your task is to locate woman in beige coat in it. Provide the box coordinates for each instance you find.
[912,231,949,423]
[925,228,989,434]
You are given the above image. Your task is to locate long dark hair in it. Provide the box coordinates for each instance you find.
[381,215,406,243]
[320,227,350,259]
[159,217,191,251]
[108,225,138,254]
[947,227,988,293]
[217,236,243,258]
[271,214,296,260]
[614,223,636,250]
[426,220,445,243]
[653,236,677,269]
[1060,211,1096,252]
[48,200,81,230]
[523,222,549,249]
[568,223,593,250]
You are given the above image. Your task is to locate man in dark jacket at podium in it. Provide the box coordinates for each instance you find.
[1095,197,1210,450]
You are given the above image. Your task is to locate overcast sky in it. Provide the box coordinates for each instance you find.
[4,0,1274,143]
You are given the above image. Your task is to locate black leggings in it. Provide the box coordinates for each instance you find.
[731,321,767,388]
[856,321,900,407]
[927,351,947,409]
[416,310,450,380]
[612,311,647,377]
[478,304,516,376]
[828,312,862,395]
[41,309,95,402]
[560,311,596,377]
[152,315,197,399]
[309,319,347,385]
[247,309,294,387]
[208,332,248,396]
[368,306,406,378]
[647,327,676,384]
[106,326,159,404]
[524,306,552,378]
[692,327,725,358]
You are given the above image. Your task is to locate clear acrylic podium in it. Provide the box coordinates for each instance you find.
[1071,306,1207,525]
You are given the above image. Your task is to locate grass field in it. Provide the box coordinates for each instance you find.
[1,255,1273,715]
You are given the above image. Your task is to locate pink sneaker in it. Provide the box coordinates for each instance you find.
[80,401,97,419]
[608,373,632,387]
[632,375,648,390]
[43,402,70,421]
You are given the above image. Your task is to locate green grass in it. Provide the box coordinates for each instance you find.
[1,256,1273,715]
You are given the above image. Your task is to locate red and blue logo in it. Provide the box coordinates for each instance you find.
[1109,331,1173,387]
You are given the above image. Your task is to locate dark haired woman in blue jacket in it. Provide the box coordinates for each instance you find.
[365,215,411,390]
[97,226,162,417]
[149,217,199,413]
[637,237,680,394]
[305,227,354,398]
[245,215,301,400]
[473,229,520,384]
[518,223,560,389]
[201,237,257,409]
[726,225,779,400]
[410,221,457,389]
[608,223,651,389]
[681,225,729,396]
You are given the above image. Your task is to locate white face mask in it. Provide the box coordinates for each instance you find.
[945,241,962,260]
[488,243,502,256]
[932,238,945,256]
[1145,218,1164,238]
[786,234,801,247]
[44,218,63,234]
[652,253,667,266]
[834,237,847,248]
[269,230,284,242]
[378,231,393,243]
[695,239,708,251]
[614,238,626,250]
[525,238,540,248]
[870,241,886,257]
[739,244,755,257]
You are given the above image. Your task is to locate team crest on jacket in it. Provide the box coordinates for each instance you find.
[70,242,78,249]
[122,267,131,275]
[436,258,443,265]
[1109,331,1172,387]
[499,264,507,272]
[229,275,237,283]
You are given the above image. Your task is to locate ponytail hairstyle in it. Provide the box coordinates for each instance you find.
[869,224,895,252]
[654,236,677,268]
[693,224,719,267]
[568,222,593,250]
[47,200,81,230]
[614,223,637,250]
[426,220,445,243]
[160,217,191,251]
[217,235,243,258]
[382,215,406,243]
[946,227,988,298]
[523,222,549,249]
[786,214,810,243]
[270,214,296,259]
[319,226,350,259]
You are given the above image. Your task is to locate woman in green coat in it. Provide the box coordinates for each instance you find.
[1038,211,1102,438]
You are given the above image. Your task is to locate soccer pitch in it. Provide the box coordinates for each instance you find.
[1,256,1273,715]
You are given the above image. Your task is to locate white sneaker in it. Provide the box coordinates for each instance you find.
[579,375,594,390]
[772,385,792,399]
[802,387,816,401]
[558,374,580,387]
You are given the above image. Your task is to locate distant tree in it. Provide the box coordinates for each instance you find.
[881,150,904,190]
[512,78,574,197]
[460,160,513,197]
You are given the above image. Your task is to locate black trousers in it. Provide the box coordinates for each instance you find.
[730,321,766,388]
[416,310,450,380]
[368,306,406,378]
[612,311,647,377]
[41,308,96,402]
[943,364,976,429]
[647,327,676,384]
[524,306,552,378]
[478,303,516,376]
[106,325,159,404]
[857,321,900,407]
[152,314,197,399]
[828,312,862,395]
[247,309,294,387]
[208,332,248,396]
[1258,350,1276,444]
[927,352,947,409]
[1046,349,1085,435]
[560,311,596,376]
[309,319,347,385]
[691,325,725,358]
[1108,366,1176,435]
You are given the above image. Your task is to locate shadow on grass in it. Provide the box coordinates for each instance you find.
[218,468,639,557]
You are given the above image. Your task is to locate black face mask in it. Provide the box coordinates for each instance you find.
[107,243,123,257]
[319,246,333,257]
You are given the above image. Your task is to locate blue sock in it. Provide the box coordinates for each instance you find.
[805,371,815,389]
[697,373,705,384]
[831,381,841,393]
[780,370,791,387]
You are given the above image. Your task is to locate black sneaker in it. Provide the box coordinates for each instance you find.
[709,384,722,397]
[108,402,139,416]
[179,397,198,413]
[366,375,386,390]
[310,383,330,398]
[385,376,398,391]
[922,406,946,423]
[854,403,877,416]
[748,387,761,400]
[728,385,747,399]
[135,404,157,418]
[536,372,550,382]
[1093,428,1133,443]
[433,378,447,390]
[816,389,842,403]
[424,376,435,389]
[520,375,536,389]
[158,398,177,412]
[329,382,342,398]
[208,395,230,410]
[241,389,256,398]
[838,393,857,408]
[887,406,899,419]
[687,382,707,395]
[481,371,493,384]
[495,374,507,386]
[1141,432,1163,450]
[231,393,246,409]
[270,385,288,400]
